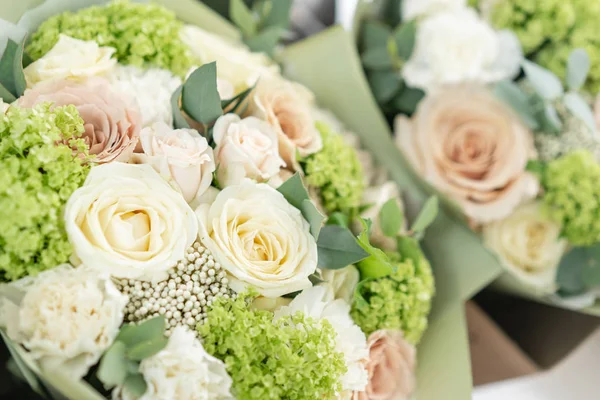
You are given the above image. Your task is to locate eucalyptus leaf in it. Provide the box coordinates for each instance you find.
[127,336,169,361]
[379,198,404,238]
[327,212,349,228]
[541,104,562,134]
[123,373,148,398]
[393,20,416,61]
[566,49,590,91]
[221,84,254,113]
[181,62,223,125]
[493,80,539,130]
[244,26,285,55]
[410,196,438,237]
[361,46,393,70]
[262,0,292,29]
[361,20,391,51]
[317,225,370,270]
[117,316,166,348]
[97,341,128,389]
[522,60,564,100]
[13,35,26,96]
[556,247,595,294]
[0,82,16,102]
[229,0,257,37]
[392,85,424,115]
[276,173,323,239]
[564,92,597,135]
[368,70,402,103]
[0,39,18,96]
[171,86,191,129]
[300,199,325,239]
[396,235,425,267]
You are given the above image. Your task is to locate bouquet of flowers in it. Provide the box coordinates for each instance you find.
[0,1,440,399]
[357,0,600,311]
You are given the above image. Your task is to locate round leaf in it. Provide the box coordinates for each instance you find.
[566,48,590,91]
[522,60,564,100]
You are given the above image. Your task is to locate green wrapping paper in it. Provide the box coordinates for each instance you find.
[0,1,491,398]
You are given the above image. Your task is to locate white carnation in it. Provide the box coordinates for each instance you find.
[403,8,522,92]
[0,265,127,378]
[108,65,181,128]
[274,286,369,393]
[117,327,232,400]
[402,0,466,21]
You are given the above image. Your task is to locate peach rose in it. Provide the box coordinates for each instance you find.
[353,330,416,400]
[18,78,140,163]
[395,84,538,223]
[248,77,322,170]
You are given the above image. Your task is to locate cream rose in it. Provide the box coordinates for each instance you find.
[321,266,360,304]
[0,265,127,379]
[483,202,568,294]
[131,122,215,204]
[402,0,466,20]
[248,77,323,169]
[65,163,198,281]
[213,114,285,187]
[117,327,232,400]
[359,182,406,251]
[395,84,539,223]
[24,34,116,88]
[353,330,416,400]
[196,181,318,297]
[180,25,279,93]
[18,78,141,163]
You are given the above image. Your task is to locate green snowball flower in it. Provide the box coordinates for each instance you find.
[490,0,600,92]
[198,294,346,400]
[542,150,600,246]
[27,0,194,76]
[351,253,434,345]
[0,103,89,282]
[304,122,365,215]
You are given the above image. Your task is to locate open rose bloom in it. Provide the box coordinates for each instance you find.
[0,1,491,400]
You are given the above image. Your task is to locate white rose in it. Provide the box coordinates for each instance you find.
[402,0,466,20]
[213,114,285,187]
[196,181,318,297]
[274,286,369,392]
[320,266,360,304]
[132,122,216,204]
[248,77,322,169]
[403,8,522,92]
[180,25,279,93]
[0,265,127,378]
[108,65,181,128]
[483,202,568,294]
[65,163,198,281]
[356,182,406,251]
[24,34,116,88]
[116,327,232,400]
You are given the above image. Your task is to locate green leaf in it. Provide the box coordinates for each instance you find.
[493,80,539,130]
[0,39,18,96]
[221,84,254,113]
[396,235,425,267]
[360,20,391,50]
[556,247,597,294]
[564,92,597,134]
[127,336,169,361]
[13,35,26,96]
[244,26,285,55]
[522,60,564,100]
[123,373,147,398]
[526,160,547,181]
[170,85,191,130]
[410,196,438,237]
[263,0,292,29]
[327,212,349,228]
[317,225,370,270]
[541,103,562,134]
[379,198,404,238]
[117,316,166,348]
[353,277,376,308]
[97,341,128,389]
[566,49,590,91]
[393,20,417,61]
[368,70,402,103]
[181,62,223,125]
[356,224,395,279]
[392,85,424,115]
[301,199,325,239]
[0,82,16,102]
[361,46,393,69]
[230,0,257,37]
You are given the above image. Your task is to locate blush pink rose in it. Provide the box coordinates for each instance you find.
[395,84,539,223]
[18,78,141,163]
[353,330,416,400]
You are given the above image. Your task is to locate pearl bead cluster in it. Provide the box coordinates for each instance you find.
[115,241,235,336]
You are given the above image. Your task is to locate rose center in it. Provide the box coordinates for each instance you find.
[105,210,151,253]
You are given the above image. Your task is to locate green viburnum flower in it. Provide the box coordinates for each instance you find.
[0,103,89,282]
[27,0,194,77]
[351,252,434,345]
[542,150,600,246]
[198,293,346,400]
[304,122,365,215]
[490,0,600,92]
